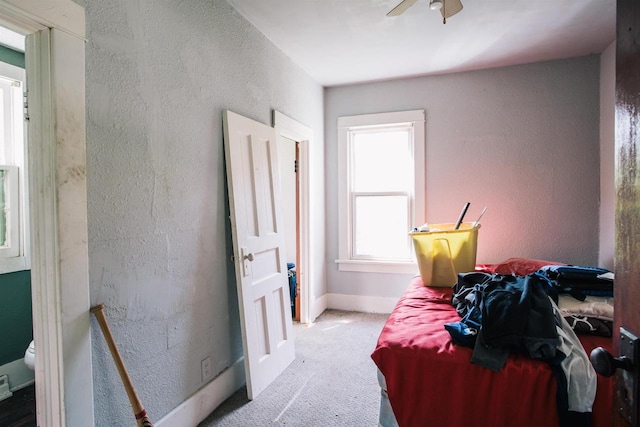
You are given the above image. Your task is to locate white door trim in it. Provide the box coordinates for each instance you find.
[0,2,90,426]
[24,29,66,427]
[0,0,84,39]
[272,111,315,324]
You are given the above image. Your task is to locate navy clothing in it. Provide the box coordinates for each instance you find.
[445,272,596,427]
[447,272,558,371]
[538,265,613,300]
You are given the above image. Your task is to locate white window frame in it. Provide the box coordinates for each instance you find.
[0,61,29,273]
[336,109,425,274]
[0,164,19,256]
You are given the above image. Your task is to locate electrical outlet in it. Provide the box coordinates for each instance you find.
[201,356,212,381]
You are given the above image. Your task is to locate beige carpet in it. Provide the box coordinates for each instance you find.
[199,309,389,426]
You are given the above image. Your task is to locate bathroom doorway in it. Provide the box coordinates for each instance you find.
[0,26,35,424]
[0,2,92,426]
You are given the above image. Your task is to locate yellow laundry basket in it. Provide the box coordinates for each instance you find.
[410,222,480,287]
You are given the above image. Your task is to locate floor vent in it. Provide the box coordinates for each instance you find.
[0,375,13,401]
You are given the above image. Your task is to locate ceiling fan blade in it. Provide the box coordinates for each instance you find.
[440,0,463,19]
[387,0,419,17]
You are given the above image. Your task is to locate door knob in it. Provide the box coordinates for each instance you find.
[590,347,633,377]
[593,328,640,424]
[243,253,254,261]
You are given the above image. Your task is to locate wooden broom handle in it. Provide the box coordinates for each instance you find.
[91,304,153,427]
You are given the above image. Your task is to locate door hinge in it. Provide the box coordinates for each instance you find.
[294,159,298,173]
[23,90,29,122]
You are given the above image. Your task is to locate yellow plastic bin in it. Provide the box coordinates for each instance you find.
[409,222,480,287]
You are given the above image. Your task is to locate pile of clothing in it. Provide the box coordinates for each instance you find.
[444,265,613,427]
[541,265,614,338]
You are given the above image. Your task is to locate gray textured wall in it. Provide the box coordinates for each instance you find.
[599,42,615,271]
[84,0,323,424]
[325,56,601,298]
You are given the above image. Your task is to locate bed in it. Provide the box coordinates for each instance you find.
[371,273,613,427]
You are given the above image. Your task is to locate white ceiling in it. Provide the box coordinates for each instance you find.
[226,0,616,87]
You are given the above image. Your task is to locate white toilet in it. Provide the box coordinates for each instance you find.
[24,340,35,370]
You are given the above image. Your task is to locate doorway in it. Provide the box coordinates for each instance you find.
[277,134,299,319]
[273,111,315,324]
[0,2,92,426]
[0,29,34,423]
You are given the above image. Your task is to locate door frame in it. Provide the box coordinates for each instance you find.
[273,111,314,324]
[0,1,91,426]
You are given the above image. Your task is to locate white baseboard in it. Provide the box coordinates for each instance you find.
[326,293,397,314]
[311,294,328,322]
[154,293,389,426]
[0,358,35,393]
[156,358,245,427]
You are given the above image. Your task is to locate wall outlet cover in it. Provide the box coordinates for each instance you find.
[201,356,212,382]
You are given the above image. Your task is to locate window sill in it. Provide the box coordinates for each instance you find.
[0,256,30,274]
[334,259,418,274]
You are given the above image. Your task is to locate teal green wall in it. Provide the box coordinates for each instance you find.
[0,45,24,69]
[0,270,32,365]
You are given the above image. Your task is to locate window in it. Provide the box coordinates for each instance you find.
[336,110,425,273]
[0,61,29,273]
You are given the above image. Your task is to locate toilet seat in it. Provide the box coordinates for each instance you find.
[24,340,35,370]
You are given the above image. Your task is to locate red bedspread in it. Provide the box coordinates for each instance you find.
[371,276,613,427]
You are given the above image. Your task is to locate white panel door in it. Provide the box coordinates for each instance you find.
[223,110,295,400]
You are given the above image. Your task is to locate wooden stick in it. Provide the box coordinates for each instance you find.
[91,304,154,427]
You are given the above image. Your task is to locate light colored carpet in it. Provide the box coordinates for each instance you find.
[198,309,389,426]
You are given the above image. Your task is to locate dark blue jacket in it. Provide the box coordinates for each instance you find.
[446,272,559,371]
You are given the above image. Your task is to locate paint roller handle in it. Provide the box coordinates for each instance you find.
[454,202,470,230]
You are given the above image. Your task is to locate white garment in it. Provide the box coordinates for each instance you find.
[558,294,614,322]
[550,297,597,413]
